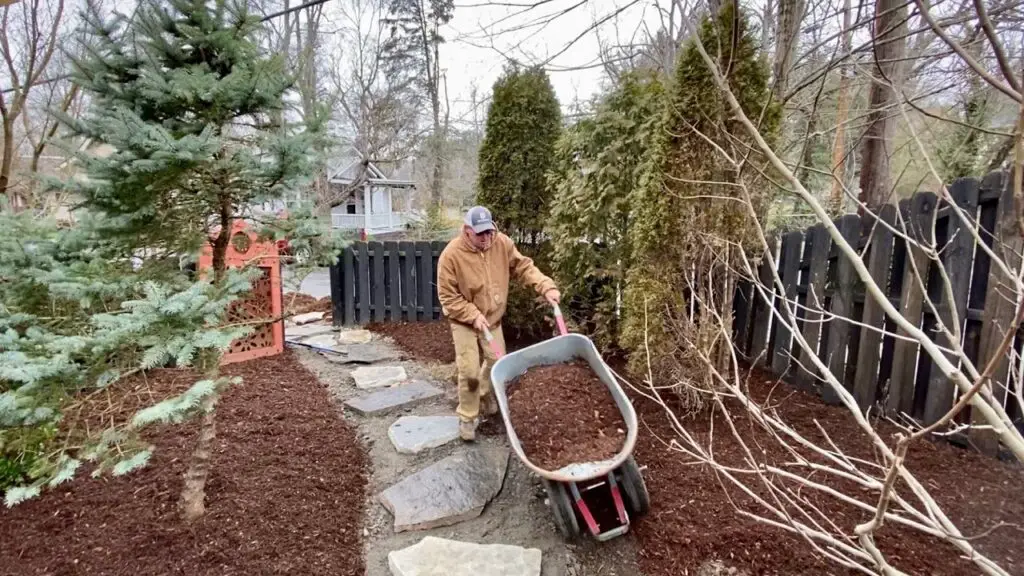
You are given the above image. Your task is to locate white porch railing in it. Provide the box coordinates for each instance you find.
[331,212,410,231]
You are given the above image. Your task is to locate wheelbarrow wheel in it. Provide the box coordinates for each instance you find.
[620,456,650,516]
[542,479,579,539]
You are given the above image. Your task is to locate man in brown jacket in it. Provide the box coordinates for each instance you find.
[437,206,560,441]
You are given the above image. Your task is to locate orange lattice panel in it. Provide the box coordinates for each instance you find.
[198,220,284,365]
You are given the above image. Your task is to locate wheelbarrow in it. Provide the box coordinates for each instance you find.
[485,304,650,542]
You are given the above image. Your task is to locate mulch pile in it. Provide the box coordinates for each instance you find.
[507,360,625,470]
[284,292,332,317]
[366,321,456,364]
[0,351,369,576]
[629,364,1024,576]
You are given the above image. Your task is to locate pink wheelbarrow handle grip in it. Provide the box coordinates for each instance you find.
[482,326,505,359]
[552,303,568,336]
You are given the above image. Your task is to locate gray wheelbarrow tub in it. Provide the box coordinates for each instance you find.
[490,333,639,484]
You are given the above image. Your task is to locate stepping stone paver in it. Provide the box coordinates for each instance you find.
[388,415,460,454]
[352,365,407,389]
[299,333,343,351]
[388,536,541,576]
[337,329,373,345]
[285,324,335,339]
[344,380,445,416]
[327,342,404,364]
[379,446,509,532]
[292,311,325,325]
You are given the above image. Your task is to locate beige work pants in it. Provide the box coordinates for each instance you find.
[450,322,505,422]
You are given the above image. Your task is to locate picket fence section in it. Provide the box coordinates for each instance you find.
[329,241,447,326]
[328,171,1022,458]
[733,171,1022,457]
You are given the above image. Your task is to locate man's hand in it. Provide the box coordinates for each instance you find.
[544,289,561,305]
[472,313,489,333]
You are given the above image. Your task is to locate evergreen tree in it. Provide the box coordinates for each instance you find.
[1,0,324,515]
[477,65,562,244]
[547,70,666,348]
[476,65,561,338]
[620,2,780,386]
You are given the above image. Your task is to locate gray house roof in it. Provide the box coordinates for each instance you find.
[327,155,415,188]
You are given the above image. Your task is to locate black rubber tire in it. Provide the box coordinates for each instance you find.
[543,479,580,539]
[619,456,650,516]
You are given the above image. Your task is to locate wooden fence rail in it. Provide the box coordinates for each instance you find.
[329,241,448,326]
[734,171,1022,457]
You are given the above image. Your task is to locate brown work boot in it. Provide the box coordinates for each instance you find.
[481,394,499,417]
[459,419,477,442]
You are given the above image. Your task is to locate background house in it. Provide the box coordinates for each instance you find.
[327,157,418,235]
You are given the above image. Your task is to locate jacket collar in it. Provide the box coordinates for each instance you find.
[457,231,495,253]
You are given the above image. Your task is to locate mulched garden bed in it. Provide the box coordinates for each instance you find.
[366,321,456,364]
[629,364,1024,576]
[284,292,332,316]
[507,360,625,470]
[0,351,369,576]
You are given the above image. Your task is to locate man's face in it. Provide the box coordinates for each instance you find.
[465,225,495,251]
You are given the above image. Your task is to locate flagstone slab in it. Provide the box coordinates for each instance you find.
[337,329,374,345]
[378,447,509,532]
[285,324,336,339]
[292,311,325,325]
[344,381,445,416]
[388,537,541,576]
[352,365,407,389]
[388,416,460,454]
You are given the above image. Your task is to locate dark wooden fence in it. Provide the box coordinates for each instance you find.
[329,241,448,326]
[733,171,1022,457]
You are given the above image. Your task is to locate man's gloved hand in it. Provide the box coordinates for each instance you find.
[544,288,561,305]
[473,313,489,333]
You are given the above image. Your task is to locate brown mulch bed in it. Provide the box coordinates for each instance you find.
[366,320,456,364]
[630,364,1024,576]
[0,351,369,576]
[507,360,626,470]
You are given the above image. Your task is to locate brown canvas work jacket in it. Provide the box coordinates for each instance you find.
[437,232,556,329]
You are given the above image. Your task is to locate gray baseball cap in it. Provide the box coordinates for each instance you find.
[464,206,496,233]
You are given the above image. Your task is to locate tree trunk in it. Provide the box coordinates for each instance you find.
[180,198,232,521]
[857,0,907,212]
[180,395,218,521]
[772,0,803,101]
[1,116,16,209]
[828,0,853,215]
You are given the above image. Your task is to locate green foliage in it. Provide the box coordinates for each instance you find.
[2,0,323,506]
[477,65,562,243]
[547,70,667,349]
[620,2,780,378]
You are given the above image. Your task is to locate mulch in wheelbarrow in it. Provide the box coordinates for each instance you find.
[507,359,626,470]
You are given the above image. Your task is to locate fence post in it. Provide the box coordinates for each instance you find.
[923,178,979,426]
[385,241,400,321]
[771,231,803,377]
[417,241,433,321]
[370,241,385,323]
[794,224,830,390]
[852,203,897,411]
[972,171,1019,455]
[356,242,370,324]
[822,214,861,405]
[749,235,778,362]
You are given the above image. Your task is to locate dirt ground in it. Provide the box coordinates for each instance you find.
[0,352,369,576]
[293,339,641,576]
[508,360,626,470]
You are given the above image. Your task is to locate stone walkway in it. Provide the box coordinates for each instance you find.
[287,321,641,576]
